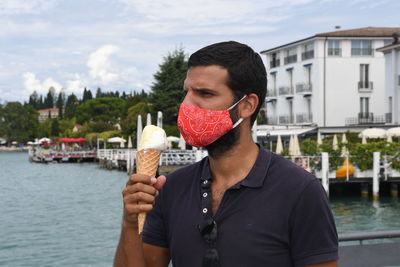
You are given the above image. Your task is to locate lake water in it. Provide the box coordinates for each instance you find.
[1,152,400,266]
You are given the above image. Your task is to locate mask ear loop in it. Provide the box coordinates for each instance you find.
[228,95,247,128]
[227,95,247,111]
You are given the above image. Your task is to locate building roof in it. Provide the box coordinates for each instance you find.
[260,27,400,54]
[38,108,59,113]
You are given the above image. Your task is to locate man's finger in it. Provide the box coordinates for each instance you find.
[126,173,152,186]
[153,175,167,190]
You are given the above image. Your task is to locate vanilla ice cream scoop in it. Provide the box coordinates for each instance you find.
[138,125,167,151]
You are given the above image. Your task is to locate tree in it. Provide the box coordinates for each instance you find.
[56,90,65,119]
[28,91,40,109]
[64,93,79,119]
[2,102,39,142]
[95,87,102,98]
[44,87,56,108]
[51,119,59,137]
[82,88,93,102]
[76,97,126,125]
[121,102,152,137]
[149,48,188,126]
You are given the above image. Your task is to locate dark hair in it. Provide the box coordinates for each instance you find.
[188,41,267,125]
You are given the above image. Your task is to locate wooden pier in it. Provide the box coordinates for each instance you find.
[29,147,97,163]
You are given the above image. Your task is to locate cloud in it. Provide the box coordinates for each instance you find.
[0,0,55,15]
[22,72,63,96]
[87,45,119,85]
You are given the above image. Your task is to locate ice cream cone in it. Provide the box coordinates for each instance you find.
[136,148,161,234]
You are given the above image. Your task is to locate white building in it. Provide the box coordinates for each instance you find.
[377,35,400,125]
[260,27,400,133]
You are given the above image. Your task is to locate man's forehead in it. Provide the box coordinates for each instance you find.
[184,65,228,87]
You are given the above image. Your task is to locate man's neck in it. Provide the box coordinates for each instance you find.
[208,136,259,188]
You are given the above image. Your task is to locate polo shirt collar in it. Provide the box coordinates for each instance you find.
[199,148,271,189]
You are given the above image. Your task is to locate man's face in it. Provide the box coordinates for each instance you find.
[182,65,235,110]
[182,65,241,158]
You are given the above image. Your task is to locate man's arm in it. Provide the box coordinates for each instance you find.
[114,174,170,267]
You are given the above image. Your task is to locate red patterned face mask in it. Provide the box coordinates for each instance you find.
[177,95,246,147]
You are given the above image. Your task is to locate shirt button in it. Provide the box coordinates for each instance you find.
[203,192,208,198]
[203,180,208,185]
[202,208,208,213]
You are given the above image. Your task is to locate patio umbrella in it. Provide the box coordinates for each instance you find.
[387,127,400,137]
[341,133,348,144]
[146,113,152,126]
[120,139,125,148]
[362,135,367,144]
[128,136,133,148]
[108,137,126,143]
[166,136,179,149]
[387,135,393,143]
[178,134,186,150]
[137,115,142,149]
[294,134,301,156]
[359,128,386,139]
[289,135,295,156]
[157,111,163,128]
[332,134,338,150]
[317,131,323,146]
[276,135,283,154]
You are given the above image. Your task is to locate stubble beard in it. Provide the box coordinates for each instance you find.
[205,110,241,159]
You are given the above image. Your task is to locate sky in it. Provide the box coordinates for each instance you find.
[1,0,399,103]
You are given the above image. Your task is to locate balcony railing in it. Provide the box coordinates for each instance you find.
[279,115,294,124]
[266,116,278,125]
[301,50,314,60]
[279,86,294,97]
[351,48,373,56]
[296,113,313,124]
[328,48,341,56]
[358,81,373,91]
[345,112,387,125]
[284,55,297,65]
[296,83,312,95]
[386,113,392,123]
[270,59,280,68]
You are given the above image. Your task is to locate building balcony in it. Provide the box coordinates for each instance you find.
[296,83,312,96]
[266,89,278,102]
[279,115,294,124]
[328,48,341,56]
[266,116,278,125]
[301,50,314,60]
[279,86,294,98]
[386,113,393,123]
[284,55,297,65]
[296,113,313,124]
[358,81,373,92]
[345,112,386,125]
[269,59,280,68]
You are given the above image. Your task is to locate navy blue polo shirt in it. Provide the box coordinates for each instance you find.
[142,148,338,267]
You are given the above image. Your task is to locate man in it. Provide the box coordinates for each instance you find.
[114,41,338,267]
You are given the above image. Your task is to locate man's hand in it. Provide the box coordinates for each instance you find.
[122,174,167,228]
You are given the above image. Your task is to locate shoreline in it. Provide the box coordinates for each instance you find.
[0,147,28,152]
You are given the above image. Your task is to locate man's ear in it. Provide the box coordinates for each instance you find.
[239,93,259,119]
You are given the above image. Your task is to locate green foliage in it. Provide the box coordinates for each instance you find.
[76,97,125,124]
[256,110,267,124]
[121,102,152,137]
[300,138,318,155]
[150,48,188,126]
[2,102,39,142]
[164,125,180,137]
[64,93,79,119]
[51,119,59,137]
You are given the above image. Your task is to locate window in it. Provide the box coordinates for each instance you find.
[305,65,311,85]
[302,43,314,60]
[352,40,372,56]
[287,69,293,91]
[389,97,393,114]
[284,47,297,64]
[328,40,341,56]
[270,52,280,68]
[272,73,277,92]
[360,97,370,115]
[359,64,371,89]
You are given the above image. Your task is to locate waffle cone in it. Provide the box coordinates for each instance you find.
[136,149,161,234]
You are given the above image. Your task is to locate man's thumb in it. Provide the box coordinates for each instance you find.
[153,175,167,190]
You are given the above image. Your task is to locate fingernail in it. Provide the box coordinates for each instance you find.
[150,177,157,184]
